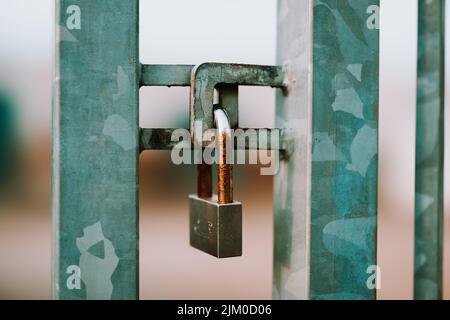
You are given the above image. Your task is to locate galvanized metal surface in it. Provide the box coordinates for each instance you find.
[53,0,139,300]
[273,0,313,299]
[53,0,383,300]
[140,64,193,87]
[414,0,445,301]
[190,63,285,146]
[309,0,379,300]
[274,0,380,300]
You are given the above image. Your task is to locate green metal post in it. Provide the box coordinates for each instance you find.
[274,0,380,299]
[414,0,445,300]
[53,0,139,299]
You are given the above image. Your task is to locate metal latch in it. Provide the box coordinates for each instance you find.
[139,63,288,152]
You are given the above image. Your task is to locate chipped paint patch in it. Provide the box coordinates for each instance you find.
[332,87,364,119]
[102,114,136,151]
[313,132,346,162]
[346,125,377,176]
[417,71,440,96]
[76,222,119,300]
[323,217,376,258]
[60,26,78,42]
[415,253,427,272]
[347,64,362,82]
[283,267,307,298]
[415,193,435,214]
[112,66,130,101]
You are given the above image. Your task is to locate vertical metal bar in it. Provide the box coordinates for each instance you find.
[414,0,445,300]
[273,0,313,300]
[274,0,380,300]
[309,0,380,300]
[53,0,139,299]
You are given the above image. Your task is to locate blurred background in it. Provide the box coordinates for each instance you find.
[0,0,449,300]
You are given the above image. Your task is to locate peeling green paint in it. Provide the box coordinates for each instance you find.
[414,0,445,300]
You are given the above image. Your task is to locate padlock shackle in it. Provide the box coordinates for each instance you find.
[197,163,212,199]
[214,109,233,204]
[214,108,231,132]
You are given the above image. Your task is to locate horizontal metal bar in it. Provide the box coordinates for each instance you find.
[192,63,286,88]
[139,128,285,151]
[139,128,177,150]
[140,64,193,87]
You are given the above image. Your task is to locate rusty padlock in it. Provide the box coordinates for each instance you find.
[189,108,242,258]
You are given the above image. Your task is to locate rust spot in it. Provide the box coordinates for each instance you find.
[198,162,212,199]
[218,131,233,204]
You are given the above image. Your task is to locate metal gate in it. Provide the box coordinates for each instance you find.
[53,0,445,300]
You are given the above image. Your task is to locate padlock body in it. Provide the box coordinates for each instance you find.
[189,195,242,258]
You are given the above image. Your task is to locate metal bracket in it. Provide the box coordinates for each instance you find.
[189,63,286,146]
[139,63,287,152]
